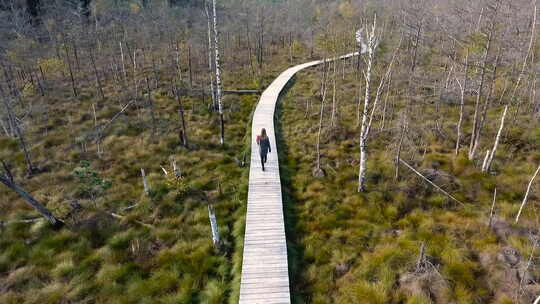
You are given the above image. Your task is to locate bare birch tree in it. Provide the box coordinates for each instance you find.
[211,0,225,145]
[357,16,381,192]
[204,0,217,111]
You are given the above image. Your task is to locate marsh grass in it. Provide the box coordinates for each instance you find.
[0,61,255,303]
[278,65,540,303]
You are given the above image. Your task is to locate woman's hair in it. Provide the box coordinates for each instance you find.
[261,128,267,137]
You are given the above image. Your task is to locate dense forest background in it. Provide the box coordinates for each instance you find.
[1,0,540,303]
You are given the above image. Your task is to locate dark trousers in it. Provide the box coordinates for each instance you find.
[260,153,267,170]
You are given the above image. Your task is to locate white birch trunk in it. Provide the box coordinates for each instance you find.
[481,149,490,173]
[515,164,540,223]
[482,105,508,172]
[211,0,225,145]
[358,18,379,192]
[204,0,217,110]
[358,69,372,191]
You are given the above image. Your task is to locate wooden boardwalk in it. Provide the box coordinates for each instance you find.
[239,53,358,304]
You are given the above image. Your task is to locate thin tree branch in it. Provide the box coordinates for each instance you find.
[399,159,465,206]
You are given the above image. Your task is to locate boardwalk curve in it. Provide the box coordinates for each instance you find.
[239,53,358,304]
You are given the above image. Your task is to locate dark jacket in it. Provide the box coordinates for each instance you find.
[257,135,271,155]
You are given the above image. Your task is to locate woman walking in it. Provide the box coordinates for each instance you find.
[256,128,271,171]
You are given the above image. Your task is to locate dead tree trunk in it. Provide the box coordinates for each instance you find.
[314,60,329,177]
[119,41,127,83]
[482,105,508,173]
[71,40,81,73]
[145,77,157,139]
[510,2,537,122]
[174,41,183,83]
[208,204,221,249]
[89,48,105,100]
[188,45,193,89]
[62,36,78,97]
[1,162,63,227]
[488,188,497,229]
[515,164,540,223]
[472,50,502,158]
[150,50,159,87]
[455,51,469,155]
[0,89,36,176]
[518,238,538,299]
[0,61,17,101]
[256,9,265,68]
[469,2,499,160]
[395,114,407,180]
[141,168,149,196]
[174,85,188,148]
[380,72,392,131]
[240,4,254,75]
[411,19,423,73]
[416,242,426,272]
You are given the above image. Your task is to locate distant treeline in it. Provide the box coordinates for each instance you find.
[0,0,200,21]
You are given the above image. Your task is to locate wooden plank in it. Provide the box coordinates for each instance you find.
[239,52,358,304]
